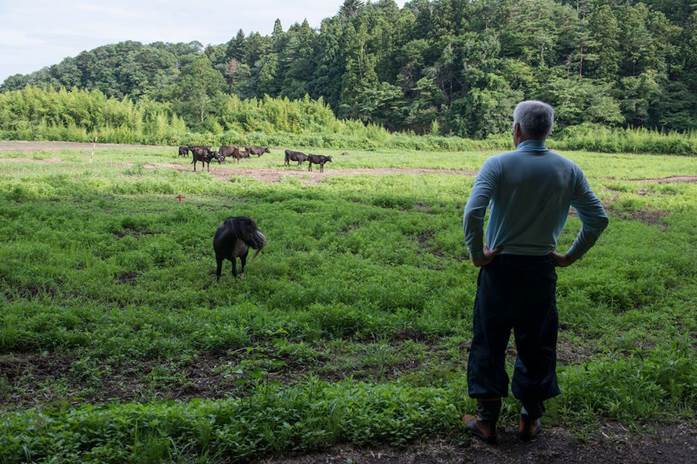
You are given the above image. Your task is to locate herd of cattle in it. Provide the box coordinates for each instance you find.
[175,145,333,279]
[178,145,333,172]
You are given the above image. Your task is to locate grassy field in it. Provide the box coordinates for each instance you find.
[0,142,696,463]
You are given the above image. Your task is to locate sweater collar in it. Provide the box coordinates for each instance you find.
[517,139,547,151]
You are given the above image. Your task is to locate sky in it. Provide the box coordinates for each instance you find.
[0,0,407,83]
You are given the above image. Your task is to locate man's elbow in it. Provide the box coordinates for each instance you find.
[588,215,609,236]
[463,209,474,228]
[597,214,609,232]
[463,206,484,227]
[580,212,609,238]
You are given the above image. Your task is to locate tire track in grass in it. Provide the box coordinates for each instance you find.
[628,175,697,183]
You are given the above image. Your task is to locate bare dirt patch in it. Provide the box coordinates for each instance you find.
[0,353,75,405]
[623,209,668,225]
[556,340,594,364]
[262,423,697,464]
[0,353,74,383]
[415,230,446,258]
[116,271,138,285]
[0,340,440,408]
[629,175,697,184]
[608,206,669,227]
[112,226,153,239]
[143,162,474,184]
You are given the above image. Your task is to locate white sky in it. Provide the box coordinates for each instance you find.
[0,0,407,82]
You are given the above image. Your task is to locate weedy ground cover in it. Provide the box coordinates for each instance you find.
[0,144,696,463]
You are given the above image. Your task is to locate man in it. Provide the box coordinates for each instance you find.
[462,101,608,444]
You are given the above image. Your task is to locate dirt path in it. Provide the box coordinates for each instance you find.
[0,140,159,152]
[143,163,474,184]
[262,423,697,464]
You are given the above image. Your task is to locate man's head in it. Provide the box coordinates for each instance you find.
[512,101,554,146]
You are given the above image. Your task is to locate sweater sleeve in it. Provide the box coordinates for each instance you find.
[567,167,609,259]
[464,157,500,261]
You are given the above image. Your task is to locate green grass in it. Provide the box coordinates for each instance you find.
[1,145,696,462]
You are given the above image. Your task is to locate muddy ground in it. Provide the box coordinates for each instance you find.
[262,422,697,464]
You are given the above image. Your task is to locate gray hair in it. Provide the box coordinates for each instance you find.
[513,100,554,139]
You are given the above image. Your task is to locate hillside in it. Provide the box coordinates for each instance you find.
[3,0,697,137]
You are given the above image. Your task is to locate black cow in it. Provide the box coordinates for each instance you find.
[191,146,223,172]
[190,146,211,155]
[247,146,271,157]
[213,216,266,280]
[219,145,250,163]
[307,154,333,172]
[284,149,308,166]
[178,146,189,157]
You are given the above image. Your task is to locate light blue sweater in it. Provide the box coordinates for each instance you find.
[463,139,608,261]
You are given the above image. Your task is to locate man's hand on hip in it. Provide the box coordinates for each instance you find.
[550,251,576,267]
[472,246,502,267]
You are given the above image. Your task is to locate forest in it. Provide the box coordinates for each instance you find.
[3,0,697,138]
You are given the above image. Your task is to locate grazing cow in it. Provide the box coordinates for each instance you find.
[190,146,211,155]
[218,145,238,160]
[191,146,223,172]
[284,149,308,166]
[307,154,333,172]
[178,146,190,157]
[219,145,250,163]
[213,216,266,280]
[247,146,271,157]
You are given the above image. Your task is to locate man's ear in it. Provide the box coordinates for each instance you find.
[513,123,522,146]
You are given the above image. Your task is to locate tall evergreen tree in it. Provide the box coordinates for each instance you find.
[311,18,345,107]
[279,20,317,99]
[226,30,247,62]
[340,0,365,19]
[339,22,378,119]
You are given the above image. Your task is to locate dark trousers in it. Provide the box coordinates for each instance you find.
[467,254,561,419]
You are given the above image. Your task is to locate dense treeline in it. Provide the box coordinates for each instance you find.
[0,87,187,145]
[3,0,697,137]
[0,86,508,150]
[3,86,697,154]
[1,41,201,102]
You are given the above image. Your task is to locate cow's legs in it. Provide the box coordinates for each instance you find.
[231,259,237,277]
[193,160,197,171]
[216,256,223,281]
[240,250,248,276]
